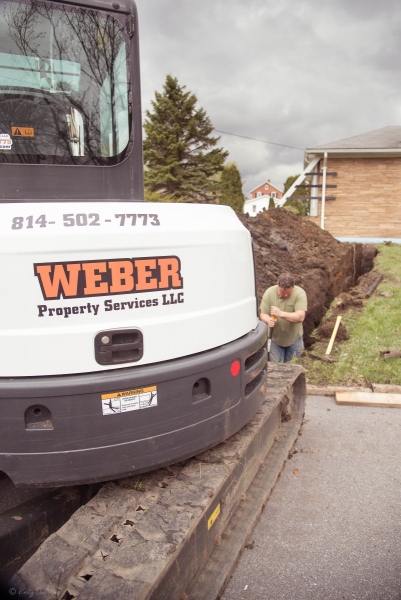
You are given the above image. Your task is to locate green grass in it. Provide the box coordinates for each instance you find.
[298,244,401,387]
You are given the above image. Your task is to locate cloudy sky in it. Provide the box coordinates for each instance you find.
[136,0,401,197]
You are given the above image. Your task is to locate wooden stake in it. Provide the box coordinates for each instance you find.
[325,315,342,356]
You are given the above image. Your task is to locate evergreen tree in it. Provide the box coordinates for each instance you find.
[143,75,228,202]
[218,162,245,212]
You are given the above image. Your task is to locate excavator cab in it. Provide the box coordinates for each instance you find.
[0,1,129,161]
[0,0,142,198]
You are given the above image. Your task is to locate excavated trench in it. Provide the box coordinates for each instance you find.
[238,208,378,347]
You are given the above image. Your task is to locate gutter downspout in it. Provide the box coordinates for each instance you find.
[320,152,327,230]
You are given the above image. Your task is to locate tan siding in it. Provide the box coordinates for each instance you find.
[306,157,401,238]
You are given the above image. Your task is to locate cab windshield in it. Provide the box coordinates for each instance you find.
[0,0,131,165]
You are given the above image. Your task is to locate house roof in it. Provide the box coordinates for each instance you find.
[306,126,401,157]
[249,180,282,194]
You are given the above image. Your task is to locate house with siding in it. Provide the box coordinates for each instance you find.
[279,126,401,242]
[244,180,283,216]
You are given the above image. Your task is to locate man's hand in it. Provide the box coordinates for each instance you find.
[271,307,306,324]
[260,313,276,327]
[270,306,282,319]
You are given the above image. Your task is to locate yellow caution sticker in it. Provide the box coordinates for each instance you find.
[101,385,157,415]
[207,503,221,530]
[12,127,35,137]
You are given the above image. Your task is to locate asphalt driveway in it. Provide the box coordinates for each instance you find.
[222,394,401,600]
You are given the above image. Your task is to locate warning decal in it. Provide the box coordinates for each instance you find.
[101,385,157,415]
[12,127,34,137]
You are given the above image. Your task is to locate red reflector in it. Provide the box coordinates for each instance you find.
[230,359,241,377]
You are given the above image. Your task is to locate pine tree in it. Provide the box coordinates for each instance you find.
[143,75,228,202]
[218,163,245,212]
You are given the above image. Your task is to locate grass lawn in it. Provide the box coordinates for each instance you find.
[298,243,401,387]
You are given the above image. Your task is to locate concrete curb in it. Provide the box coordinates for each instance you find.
[307,385,370,397]
[307,384,401,397]
[372,383,401,394]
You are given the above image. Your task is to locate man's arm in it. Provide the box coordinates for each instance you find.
[259,311,277,328]
[270,307,305,323]
[259,287,277,328]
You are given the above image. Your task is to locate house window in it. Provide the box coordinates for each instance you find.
[265,185,269,190]
[271,192,276,198]
[252,204,256,212]
[256,192,262,198]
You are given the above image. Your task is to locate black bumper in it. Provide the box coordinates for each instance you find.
[0,322,267,487]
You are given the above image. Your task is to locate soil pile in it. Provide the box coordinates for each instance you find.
[238,208,377,347]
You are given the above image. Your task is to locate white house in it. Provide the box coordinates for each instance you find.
[243,180,283,216]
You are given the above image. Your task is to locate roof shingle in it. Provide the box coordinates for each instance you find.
[307,126,401,151]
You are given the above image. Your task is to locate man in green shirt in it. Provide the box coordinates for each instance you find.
[260,272,307,362]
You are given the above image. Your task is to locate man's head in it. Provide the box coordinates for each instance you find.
[277,272,295,299]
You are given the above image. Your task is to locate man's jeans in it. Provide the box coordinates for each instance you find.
[269,337,303,363]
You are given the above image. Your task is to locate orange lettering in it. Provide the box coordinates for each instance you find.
[135,258,157,290]
[34,255,184,300]
[158,257,183,289]
[109,260,134,293]
[35,263,81,299]
[82,262,108,295]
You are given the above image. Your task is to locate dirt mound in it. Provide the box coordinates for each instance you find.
[314,318,350,343]
[238,208,377,347]
[312,270,383,344]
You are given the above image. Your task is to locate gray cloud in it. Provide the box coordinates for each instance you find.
[136,0,401,194]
